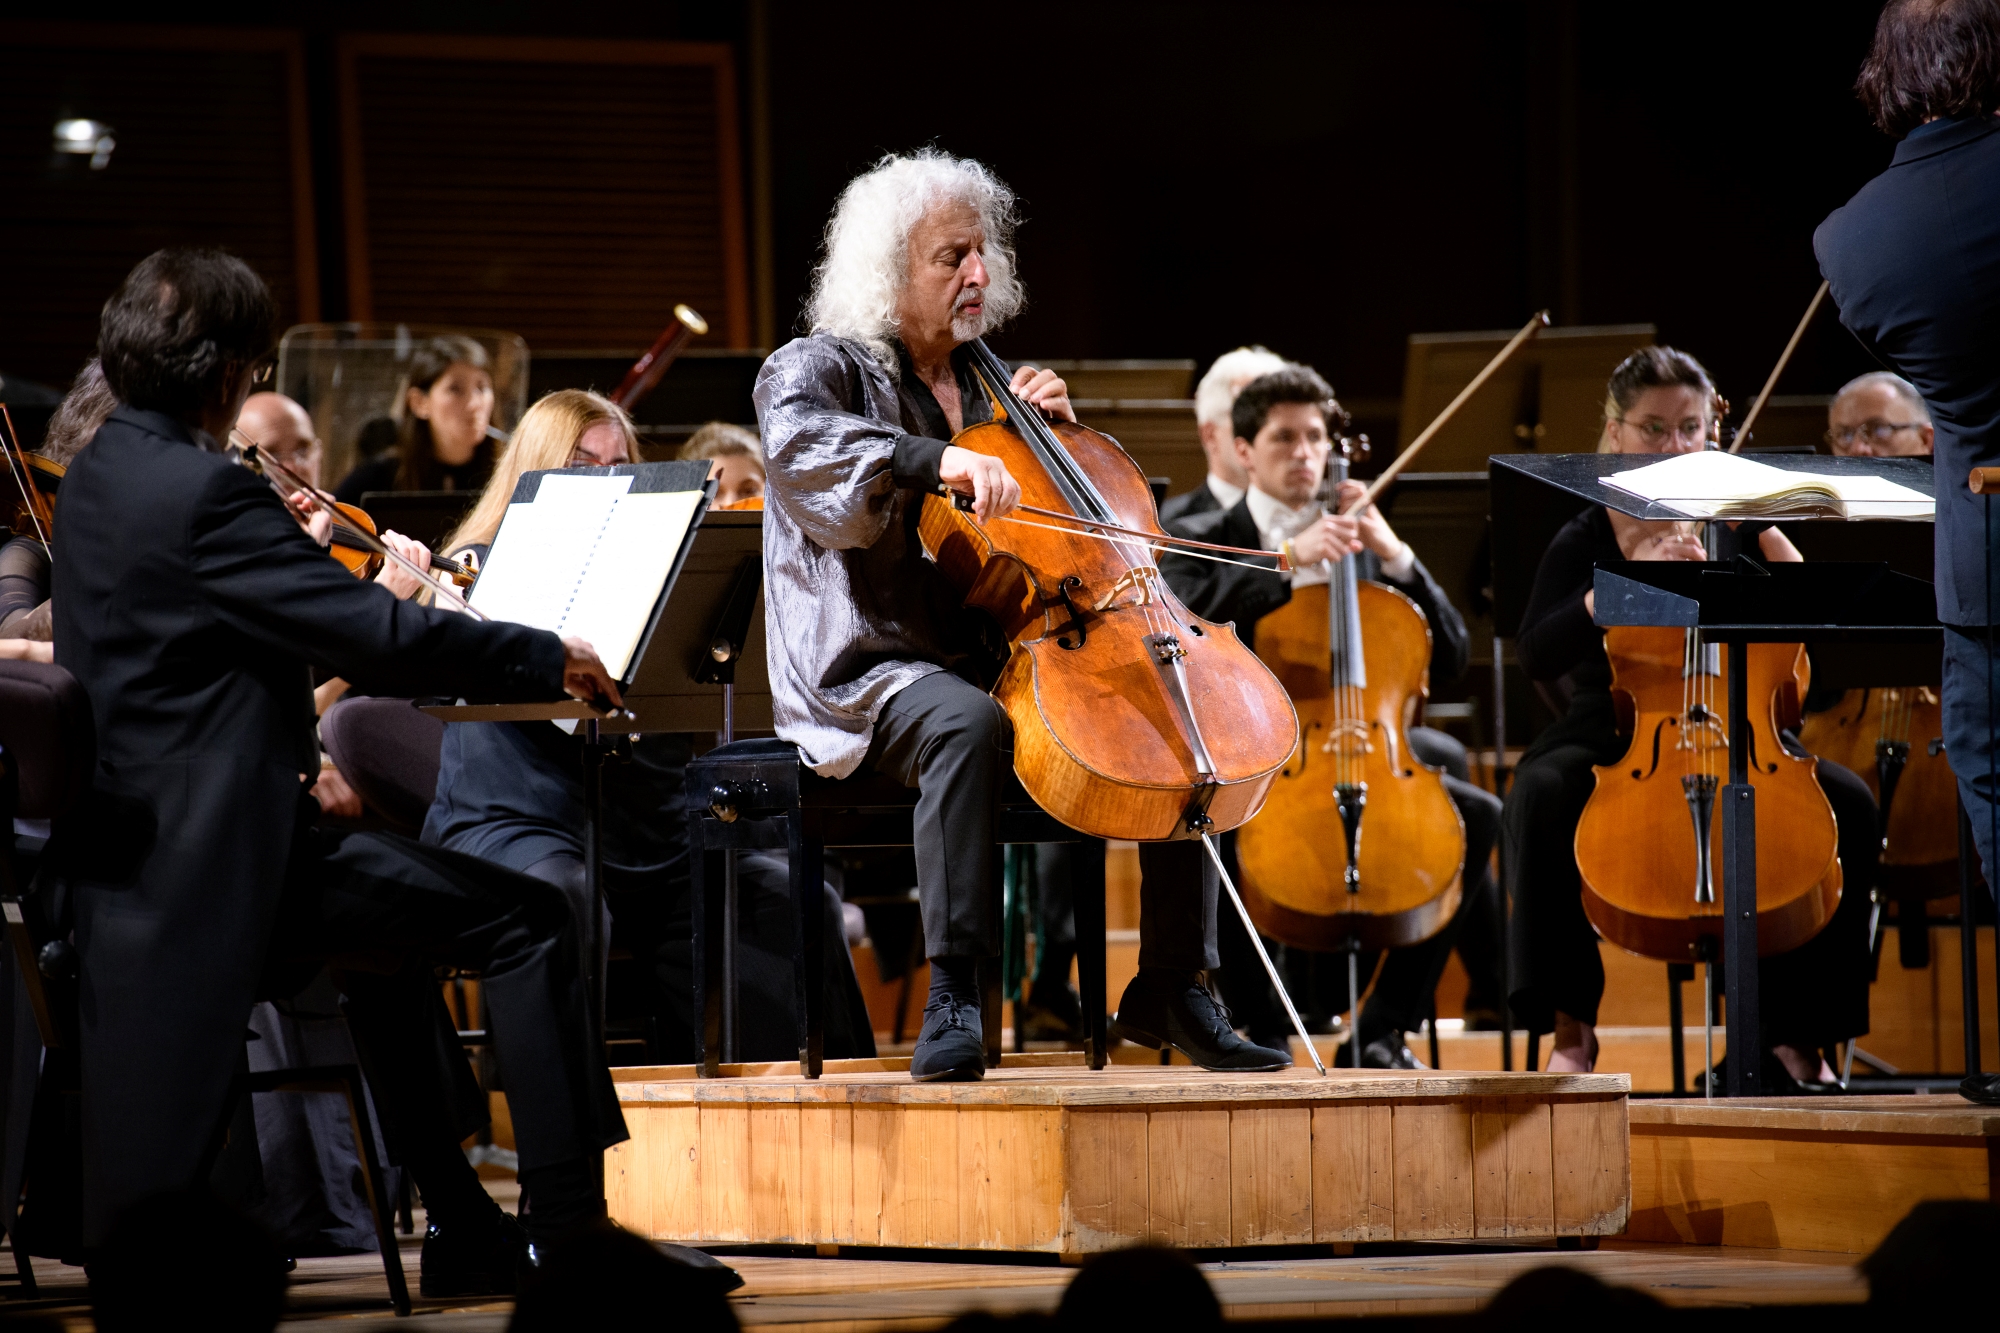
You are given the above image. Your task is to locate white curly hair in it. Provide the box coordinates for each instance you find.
[806,148,1025,372]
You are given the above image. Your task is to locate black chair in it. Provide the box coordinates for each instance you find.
[0,662,410,1313]
[686,737,1108,1078]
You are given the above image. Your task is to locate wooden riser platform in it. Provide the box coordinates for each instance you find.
[605,1056,1630,1257]
[1629,1095,2000,1253]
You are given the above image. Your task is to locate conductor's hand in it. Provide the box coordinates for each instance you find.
[560,636,624,712]
[372,530,431,600]
[1008,365,1076,423]
[1289,513,1364,567]
[939,446,1022,523]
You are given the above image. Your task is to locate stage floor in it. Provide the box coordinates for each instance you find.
[0,1232,1868,1329]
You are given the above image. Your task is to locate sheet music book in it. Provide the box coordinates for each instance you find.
[469,468,705,680]
[1603,450,1932,521]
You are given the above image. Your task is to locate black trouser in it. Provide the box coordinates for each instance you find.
[1503,699,1877,1047]
[268,826,626,1180]
[520,852,877,1065]
[1944,625,2000,901]
[862,671,1011,960]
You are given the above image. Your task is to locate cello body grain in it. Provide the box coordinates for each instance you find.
[1576,626,1841,961]
[920,413,1298,842]
[1236,581,1465,950]
[1798,686,1956,895]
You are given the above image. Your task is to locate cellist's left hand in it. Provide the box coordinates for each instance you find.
[1009,366,1075,423]
[1333,480,1410,563]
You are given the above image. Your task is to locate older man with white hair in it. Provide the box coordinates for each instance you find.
[1160,345,1291,522]
[1826,371,1934,458]
[755,149,1291,1080]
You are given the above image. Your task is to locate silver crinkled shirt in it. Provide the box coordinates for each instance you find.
[752,332,992,777]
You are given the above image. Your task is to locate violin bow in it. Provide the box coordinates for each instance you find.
[0,405,52,556]
[1347,310,1550,515]
[1727,279,1830,454]
[230,431,486,620]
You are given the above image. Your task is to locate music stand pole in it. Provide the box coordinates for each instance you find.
[721,683,740,1063]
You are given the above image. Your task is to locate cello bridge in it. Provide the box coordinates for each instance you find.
[1093,567,1159,612]
[1319,718,1374,756]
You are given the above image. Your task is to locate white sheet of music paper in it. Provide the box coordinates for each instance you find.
[469,472,702,678]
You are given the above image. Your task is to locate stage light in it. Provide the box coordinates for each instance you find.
[54,118,115,170]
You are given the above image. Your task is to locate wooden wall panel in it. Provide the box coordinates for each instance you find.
[339,34,749,350]
[0,23,317,388]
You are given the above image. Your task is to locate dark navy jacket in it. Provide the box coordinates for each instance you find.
[1816,113,2000,625]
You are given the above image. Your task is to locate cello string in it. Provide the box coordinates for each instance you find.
[982,513,1286,572]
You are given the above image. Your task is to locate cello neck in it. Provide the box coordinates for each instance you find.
[1325,451,1366,689]
[964,339,1115,523]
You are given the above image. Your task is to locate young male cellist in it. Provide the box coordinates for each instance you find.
[1159,365,1503,1068]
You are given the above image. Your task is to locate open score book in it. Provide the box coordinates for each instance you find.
[1603,450,1933,521]
[467,472,704,680]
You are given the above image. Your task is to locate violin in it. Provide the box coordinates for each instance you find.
[919,339,1298,841]
[1798,686,1957,893]
[1,405,59,547]
[1235,434,1467,951]
[321,497,477,588]
[1575,616,1842,961]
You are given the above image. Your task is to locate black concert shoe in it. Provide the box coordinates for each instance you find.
[420,1208,532,1298]
[1961,1073,2000,1105]
[1360,1034,1427,1070]
[657,1242,746,1292]
[1112,970,1293,1072]
[911,994,986,1082]
[1018,980,1084,1043]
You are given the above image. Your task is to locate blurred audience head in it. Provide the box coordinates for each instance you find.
[1862,1198,2000,1314]
[391,334,494,487]
[680,421,765,507]
[90,1188,287,1333]
[1827,371,1933,457]
[509,1222,738,1331]
[97,248,277,438]
[1056,1245,1220,1331]
[439,388,637,558]
[41,358,118,466]
[236,392,323,487]
[1481,1264,1664,1330]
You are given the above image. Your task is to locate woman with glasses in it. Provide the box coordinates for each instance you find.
[418,389,875,1065]
[1501,347,1877,1090]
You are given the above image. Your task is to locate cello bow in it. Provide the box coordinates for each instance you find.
[1728,280,1830,454]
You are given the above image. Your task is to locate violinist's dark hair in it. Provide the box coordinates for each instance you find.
[1231,364,1346,443]
[41,358,117,466]
[391,334,493,491]
[96,248,277,424]
[1858,0,2000,136]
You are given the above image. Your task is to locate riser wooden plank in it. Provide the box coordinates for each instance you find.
[1628,1125,1993,1253]
[609,1069,1630,1251]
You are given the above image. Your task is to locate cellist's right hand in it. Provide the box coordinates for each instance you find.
[939,446,1021,523]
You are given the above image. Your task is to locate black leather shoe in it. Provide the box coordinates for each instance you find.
[1360,1035,1427,1070]
[911,994,985,1081]
[420,1209,530,1298]
[658,1242,746,1292]
[1112,970,1292,1072]
[1961,1073,2000,1105]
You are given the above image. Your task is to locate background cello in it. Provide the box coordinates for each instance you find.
[1236,433,1466,952]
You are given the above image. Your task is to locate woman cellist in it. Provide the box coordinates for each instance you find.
[1503,346,1877,1087]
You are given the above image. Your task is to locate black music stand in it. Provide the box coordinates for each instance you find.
[421,462,744,1030]
[1494,452,1942,1097]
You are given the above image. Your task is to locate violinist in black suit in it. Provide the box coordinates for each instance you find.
[42,249,625,1288]
[1159,365,1503,1067]
[1813,0,2000,1105]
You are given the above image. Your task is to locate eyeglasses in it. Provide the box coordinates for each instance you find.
[1616,417,1709,444]
[250,359,276,386]
[1825,420,1921,447]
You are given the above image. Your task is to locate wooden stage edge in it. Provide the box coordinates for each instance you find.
[604,1057,1631,1257]
[1629,1094,2000,1254]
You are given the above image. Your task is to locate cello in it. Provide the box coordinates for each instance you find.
[1575,613,1842,961]
[920,339,1299,841]
[1235,432,1466,952]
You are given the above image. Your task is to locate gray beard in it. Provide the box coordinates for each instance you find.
[950,305,986,343]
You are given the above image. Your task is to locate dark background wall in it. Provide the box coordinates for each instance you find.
[3,2,1900,418]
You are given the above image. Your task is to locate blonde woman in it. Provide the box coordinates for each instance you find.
[420,390,874,1064]
[678,420,764,508]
